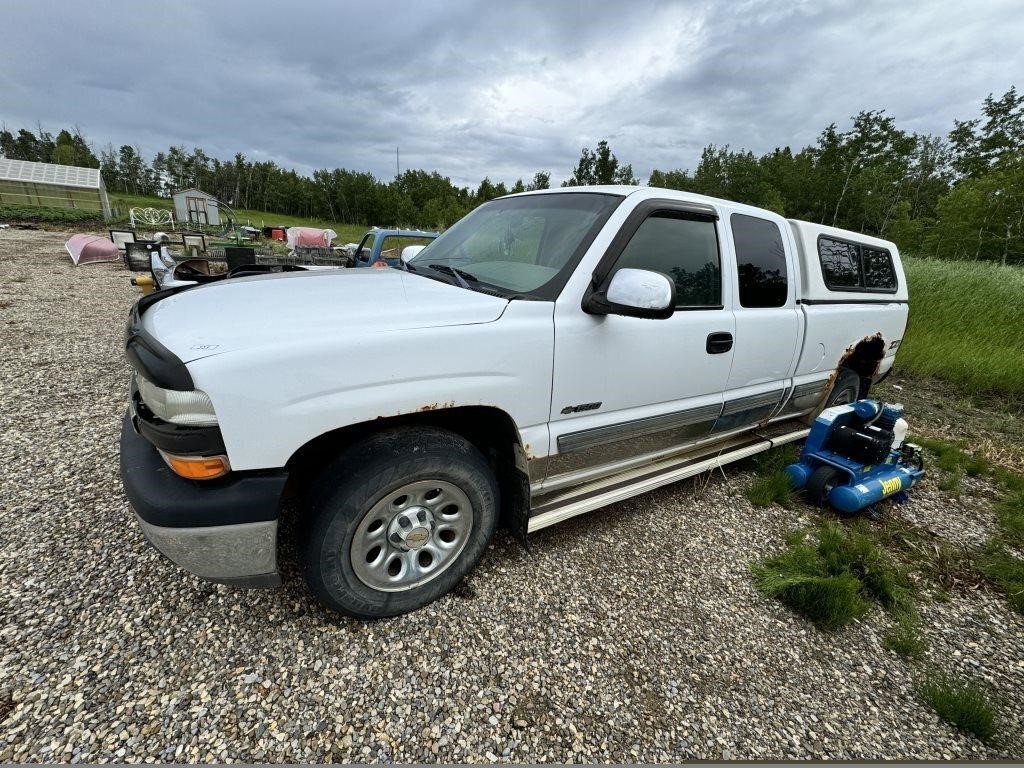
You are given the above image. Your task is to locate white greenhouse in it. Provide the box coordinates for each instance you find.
[0,158,112,219]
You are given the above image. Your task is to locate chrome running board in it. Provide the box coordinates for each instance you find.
[526,426,810,533]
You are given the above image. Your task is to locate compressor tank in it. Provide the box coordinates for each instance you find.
[828,466,921,514]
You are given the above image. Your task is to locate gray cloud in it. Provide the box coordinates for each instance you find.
[1,0,1020,187]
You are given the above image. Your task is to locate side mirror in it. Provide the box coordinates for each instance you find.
[401,245,426,263]
[584,268,676,319]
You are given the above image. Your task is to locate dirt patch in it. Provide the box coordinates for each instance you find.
[877,375,1024,474]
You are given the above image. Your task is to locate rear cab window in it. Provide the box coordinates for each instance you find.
[730,213,788,307]
[818,236,897,292]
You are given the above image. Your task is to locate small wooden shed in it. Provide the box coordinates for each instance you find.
[173,188,220,226]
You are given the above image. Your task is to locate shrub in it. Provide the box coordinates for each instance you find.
[0,203,103,225]
[918,671,998,743]
[752,522,913,629]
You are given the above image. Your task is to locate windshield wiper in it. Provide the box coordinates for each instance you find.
[426,263,478,289]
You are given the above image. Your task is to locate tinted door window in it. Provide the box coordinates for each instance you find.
[613,213,721,308]
[862,246,897,290]
[730,213,788,307]
[818,237,861,289]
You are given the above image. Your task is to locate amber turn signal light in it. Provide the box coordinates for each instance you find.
[162,453,230,480]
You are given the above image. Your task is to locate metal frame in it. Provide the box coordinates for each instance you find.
[130,207,175,229]
[109,230,136,251]
[182,233,207,254]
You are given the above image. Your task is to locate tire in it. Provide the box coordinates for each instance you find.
[824,367,861,408]
[805,465,843,507]
[301,427,499,619]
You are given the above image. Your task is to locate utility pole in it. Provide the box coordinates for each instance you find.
[396,147,400,178]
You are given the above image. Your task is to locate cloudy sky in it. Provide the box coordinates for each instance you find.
[2,0,1021,187]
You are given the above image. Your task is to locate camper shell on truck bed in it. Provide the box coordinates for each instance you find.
[120,185,908,618]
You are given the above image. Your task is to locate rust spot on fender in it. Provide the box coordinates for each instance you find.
[837,332,886,379]
[416,400,455,412]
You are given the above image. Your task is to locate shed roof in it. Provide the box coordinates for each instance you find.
[172,187,216,198]
[0,158,102,189]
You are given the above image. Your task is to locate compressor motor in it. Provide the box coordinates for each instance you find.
[786,399,924,514]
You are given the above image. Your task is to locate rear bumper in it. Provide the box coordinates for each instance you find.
[119,412,287,587]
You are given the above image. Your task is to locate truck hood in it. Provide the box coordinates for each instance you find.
[141,268,509,363]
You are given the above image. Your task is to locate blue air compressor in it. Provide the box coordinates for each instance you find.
[786,400,925,514]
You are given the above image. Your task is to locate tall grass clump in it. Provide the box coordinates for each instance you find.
[918,671,999,743]
[898,257,1024,396]
[977,545,1024,613]
[745,445,799,508]
[994,488,1024,549]
[752,523,913,629]
[883,620,929,659]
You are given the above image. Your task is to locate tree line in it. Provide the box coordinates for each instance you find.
[2,85,1020,263]
[645,87,1023,265]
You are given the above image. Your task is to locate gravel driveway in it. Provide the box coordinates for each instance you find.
[1,228,1022,762]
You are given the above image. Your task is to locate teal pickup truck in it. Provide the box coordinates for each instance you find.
[351,228,439,268]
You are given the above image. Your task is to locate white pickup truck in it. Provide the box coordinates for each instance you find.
[120,185,908,618]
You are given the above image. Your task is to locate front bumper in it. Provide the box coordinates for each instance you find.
[119,412,288,587]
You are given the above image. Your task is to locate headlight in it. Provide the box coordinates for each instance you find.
[135,373,218,426]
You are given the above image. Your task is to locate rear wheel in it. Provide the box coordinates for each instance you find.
[824,367,861,407]
[805,465,843,507]
[301,427,499,618]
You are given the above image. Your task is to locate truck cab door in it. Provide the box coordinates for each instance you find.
[543,201,735,486]
[353,232,378,267]
[717,212,802,431]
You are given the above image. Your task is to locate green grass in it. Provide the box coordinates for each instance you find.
[752,522,913,630]
[913,436,991,477]
[875,524,973,593]
[883,619,929,659]
[977,544,1024,613]
[993,488,1024,549]
[0,203,103,224]
[918,671,999,743]
[891,434,1024,612]
[108,192,367,243]
[745,445,799,508]
[899,256,1024,396]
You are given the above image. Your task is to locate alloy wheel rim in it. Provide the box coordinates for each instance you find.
[350,479,474,592]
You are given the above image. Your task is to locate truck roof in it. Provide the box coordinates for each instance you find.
[365,228,439,238]
[506,184,788,219]
[506,185,907,303]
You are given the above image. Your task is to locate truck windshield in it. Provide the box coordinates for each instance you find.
[409,192,622,299]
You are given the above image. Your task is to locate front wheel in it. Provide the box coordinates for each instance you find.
[301,427,499,619]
